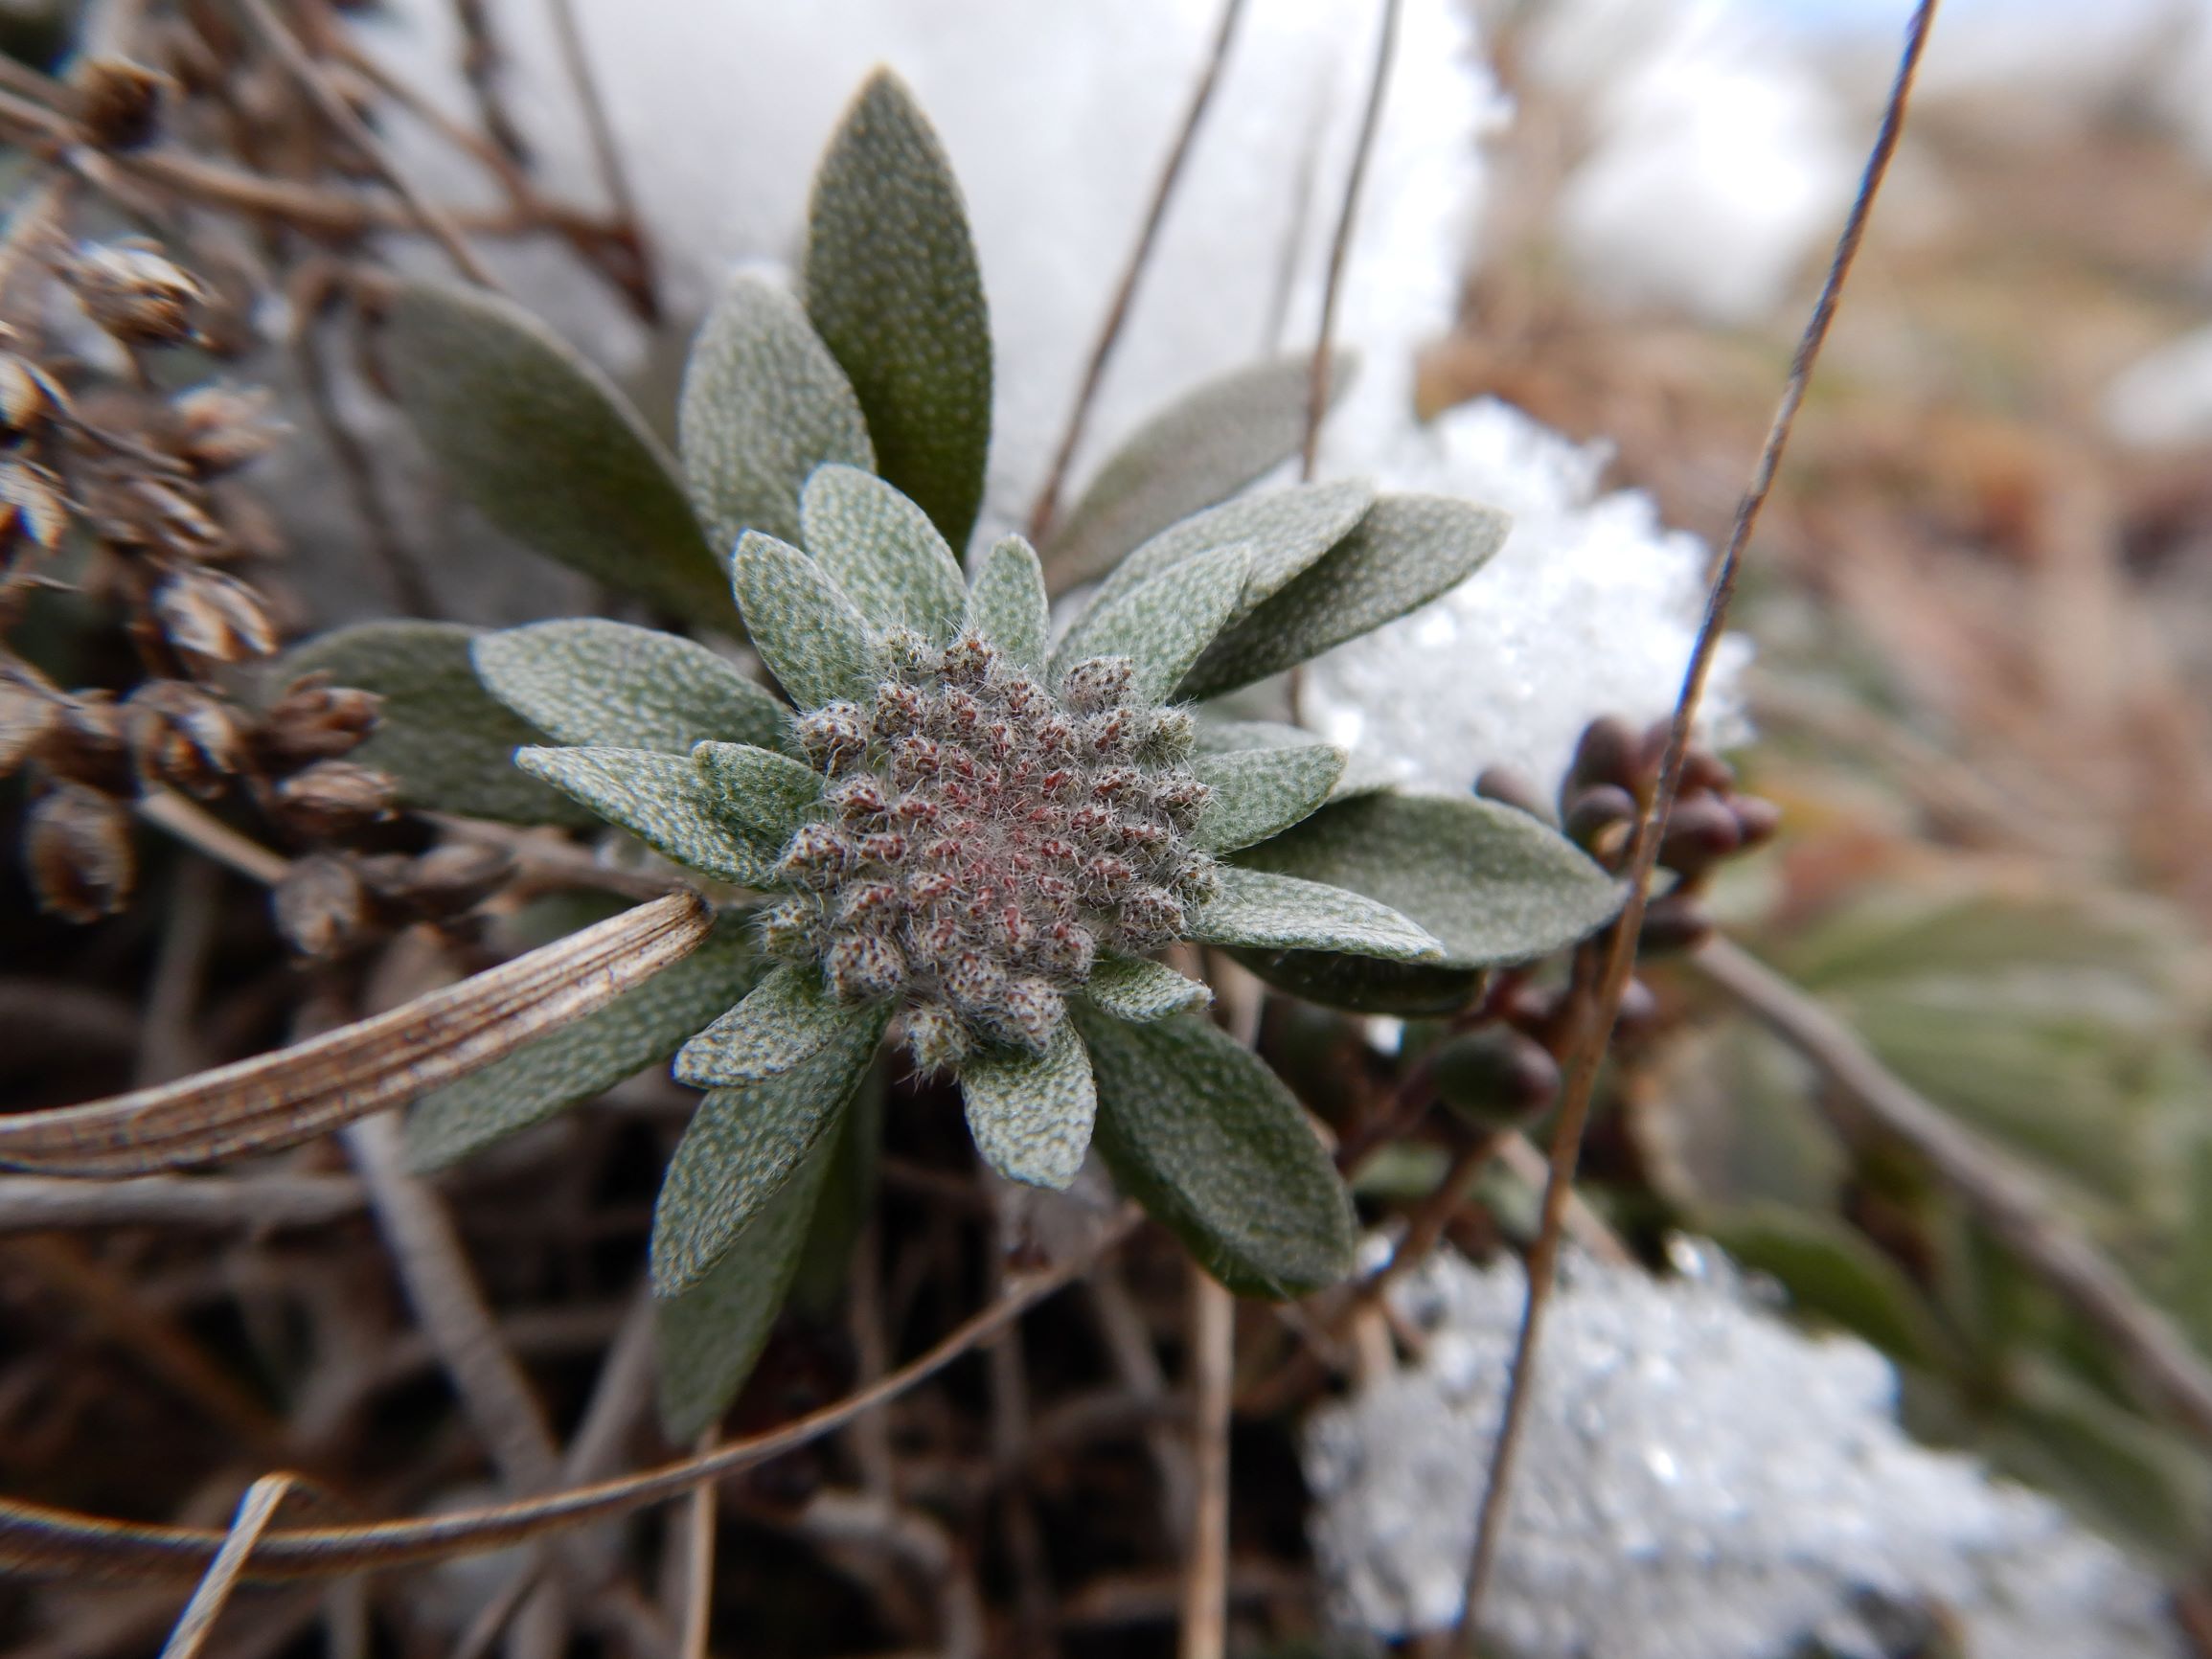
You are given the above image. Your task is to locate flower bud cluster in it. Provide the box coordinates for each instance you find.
[760,628,1217,1070]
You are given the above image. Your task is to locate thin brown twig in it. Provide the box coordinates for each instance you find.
[545,0,655,307]
[232,0,498,287]
[1695,933,2212,1442]
[136,789,291,885]
[1448,5,1941,1648]
[1025,0,1247,545]
[677,1430,718,1659]
[0,1211,1140,1581]
[1301,0,1401,482]
[447,0,533,168]
[1178,1269,1235,1659]
[157,1475,299,1659]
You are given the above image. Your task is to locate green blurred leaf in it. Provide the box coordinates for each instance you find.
[691,740,820,850]
[515,744,769,882]
[1082,954,1211,1022]
[1079,1006,1356,1298]
[652,999,888,1297]
[1180,496,1511,698]
[673,963,871,1088]
[962,1020,1096,1190]
[1190,741,1345,854]
[406,912,765,1170]
[1042,352,1357,591]
[1188,865,1442,963]
[1085,479,1376,623]
[787,1058,886,1316]
[730,531,886,709]
[383,281,729,621]
[1051,544,1251,704]
[1703,1203,1950,1373]
[804,69,992,551]
[654,1112,845,1440]
[283,621,591,827]
[473,620,792,757]
[799,465,967,641]
[679,272,874,553]
[965,534,1050,673]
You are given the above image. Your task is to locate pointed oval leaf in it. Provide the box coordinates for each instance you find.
[1180,495,1512,698]
[1187,865,1442,963]
[692,740,820,850]
[473,621,791,757]
[680,272,875,554]
[966,534,1049,672]
[673,963,868,1088]
[1082,954,1212,1022]
[962,1021,1096,1190]
[730,531,885,710]
[383,281,729,621]
[798,464,967,640]
[1042,351,1358,592]
[1190,742,1345,853]
[652,1002,887,1297]
[515,745,770,883]
[804,69,992,551]
[1087,479,1377,622]
[283,622,592,827]
[1051,544,1251,704]
[1076,1006,1356,1298]
[654,1113,846,1440]
[1232,790,1622,968]
[407,913,765,1170]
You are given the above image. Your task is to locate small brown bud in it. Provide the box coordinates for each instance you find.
[273,759,395,837]
[0,353,50,435]
[169,382,285,474]
[1431,1025,1562,1129]
[1680,748,1737,795]
[255,673,381,767]
[355,842,513,920]
[0,458,70,553]
[1568,716,1642,799]
[131,477,228,557]
[273,853,367,958]
[1563,783,1638,856]
[1637,891,1713,956]
[1475,765,1548,818]
[40,693,133,792]
[77,56,173,150]
[152,567,277,666]
[65,239,207,345]
[1730,794,1782,848]
[27,784,134,922]
[0,678,58,776]
[125,680,244,798]
[1655,793,1743,880]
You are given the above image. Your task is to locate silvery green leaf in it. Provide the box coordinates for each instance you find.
[1082,954,1211,1022]
[1188,865,1442,963]
[1233,790,1621,968]
[383,282,729,621]
[679,272,874,553]
[1180,495,1512,698]
[1050,544,1251,704]
[1086,480,1376,622]
[654,1112,846,1439]
[1042,351,1357,592]
[515,745,769,883]
[787,1062,884,1315]
[804,69,992,551]
[692,740,820,850]
[652,1000,887,1297]
[1077,1006,1356,1298]
[283,622,591,827]
[673,963,868,1088]
[965,534,1049,672]
[731,531,885,708]
[799,464,967,640]
[473,620,791,756]
[406,913,764,1170]
[1193,720,1332,755]
[1190,741,1345,853]
[961,1020,1096,1190]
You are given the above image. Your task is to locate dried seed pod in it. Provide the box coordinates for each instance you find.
[131,477,228,557]
[1638,891,1713,956]
[65,239,206,345]
[152,567,276,666]
[40,694,133,793]
[1430,1025,1562,1129]
[0,458,70,554]
[0,352,50,435]
[255,673,381,767]
[1563,783,1638,856]
[1567,715,1642,801]
[1730,794,1783,848]
[27,784,134,921]
[272,759,395,837]
[77,56,173,149]
[0,678,59,777]
[125,679,244,798]
[1655,793,1744,880]
[273,852,367,958]
[357,842,513,920]
[168,382,285,474]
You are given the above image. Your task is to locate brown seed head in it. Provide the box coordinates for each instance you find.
[152,567,276,666]
[255,673,381,767]
[27,783,134,922]
[125,680,244,798]
[272,759,395,838]
[78,56,173,149]
[66,239,207,345]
